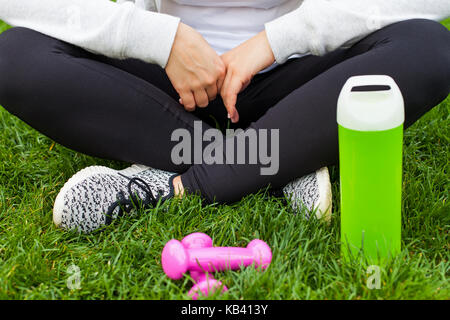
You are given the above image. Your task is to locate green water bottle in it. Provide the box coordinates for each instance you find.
[337,75,405,263]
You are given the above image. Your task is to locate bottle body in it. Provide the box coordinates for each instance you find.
[339,124,402,262]
[337,75,405,263]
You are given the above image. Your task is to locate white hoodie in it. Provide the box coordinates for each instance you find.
[0,0,448,68]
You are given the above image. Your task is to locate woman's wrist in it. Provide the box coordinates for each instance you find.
[253,31,276,73]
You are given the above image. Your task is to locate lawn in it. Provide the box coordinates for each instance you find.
[0,18,448,300]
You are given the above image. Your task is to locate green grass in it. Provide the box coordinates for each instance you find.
[0,18,449,300]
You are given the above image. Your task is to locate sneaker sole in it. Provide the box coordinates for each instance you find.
[315,167,333,222]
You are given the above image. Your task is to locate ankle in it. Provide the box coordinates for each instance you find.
[173,175,185,198]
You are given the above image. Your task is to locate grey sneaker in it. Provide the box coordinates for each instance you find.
[53,164,176,233]
[283,167,332,221]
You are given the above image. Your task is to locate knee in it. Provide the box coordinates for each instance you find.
[393,19,450,90]
[390,19,450,60]
[0,28,33,100]
[0,27,46,107]
[0,27,37,68]
[384,19,450,125]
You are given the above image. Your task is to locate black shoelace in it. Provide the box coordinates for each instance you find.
[105,177,161,226]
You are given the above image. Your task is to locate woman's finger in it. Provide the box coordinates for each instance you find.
[217,78,224,94]
[205,84,218,102]
[217,70,226,93]
[194,89,209,108]
[221,72,241,123]
[180,91,196,112]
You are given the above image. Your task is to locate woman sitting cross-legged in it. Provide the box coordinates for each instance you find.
[0,0,449,232]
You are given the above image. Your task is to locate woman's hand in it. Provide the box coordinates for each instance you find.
[165,23,226,111]
[220,31,275,123]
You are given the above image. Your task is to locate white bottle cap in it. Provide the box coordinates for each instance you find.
[337,75,405,131]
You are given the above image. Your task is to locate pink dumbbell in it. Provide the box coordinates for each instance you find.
[181,233,228,299]
[162,234,272,280]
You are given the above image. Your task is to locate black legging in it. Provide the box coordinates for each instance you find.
[0,19,449,203]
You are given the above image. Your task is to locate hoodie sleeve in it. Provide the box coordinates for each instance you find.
[0,0,180,68]
[265,0,450,64]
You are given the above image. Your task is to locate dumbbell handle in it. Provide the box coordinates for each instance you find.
[162,238,271,280]
[186,247,262,272]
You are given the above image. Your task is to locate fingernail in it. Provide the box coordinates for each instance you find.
[227,113,231,119]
